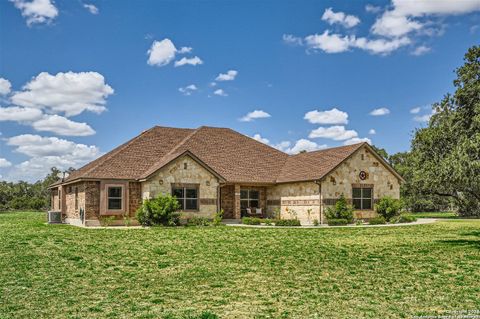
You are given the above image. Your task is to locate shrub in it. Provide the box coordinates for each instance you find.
[325,194,354,224]
[241,217,262,225]
[187,216,210,226]
[369,216,386,225]
[375,196,403,221]
[327,218,349,226]
[212,209,224,226]
[275,219,301,226]
[99,216,115,227]
[136,194,180,226]
[313,219,319,226]
[391,214,417,224]
[356,219,364,226]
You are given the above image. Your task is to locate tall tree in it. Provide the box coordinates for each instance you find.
[411,46,480,216]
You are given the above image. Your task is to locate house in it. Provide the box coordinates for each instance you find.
[49,126,403,226]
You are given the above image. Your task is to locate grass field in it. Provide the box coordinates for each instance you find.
[1,212,479,319]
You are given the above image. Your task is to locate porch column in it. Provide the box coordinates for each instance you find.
[234,184,241,219]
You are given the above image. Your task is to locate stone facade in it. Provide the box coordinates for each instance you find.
[266,145,401,223]
[64,182,86,220]
[220,185,235,218]
[54,145,401,226]
[267,181,321,224]
[142,154,220,219]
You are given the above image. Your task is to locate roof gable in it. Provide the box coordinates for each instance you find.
[62,126,403,185]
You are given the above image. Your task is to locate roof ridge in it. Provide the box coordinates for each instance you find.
[287,142,366,158]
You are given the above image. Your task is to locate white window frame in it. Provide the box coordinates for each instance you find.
[352,187,373,210]
[107,186,124,211]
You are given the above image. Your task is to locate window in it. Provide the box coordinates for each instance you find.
[352,187,372,210]
[240,189,259,214]
[172,186,198,210]
[107,186,123,210]
[75,187,79,210]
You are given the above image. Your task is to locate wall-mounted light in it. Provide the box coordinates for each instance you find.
[159,179,164,185]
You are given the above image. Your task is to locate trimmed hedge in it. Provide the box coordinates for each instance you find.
[241,217,262,225]
[391,214,417,224]
[369,216,387,225]
[327,218,349,226]
[275,219,301,226]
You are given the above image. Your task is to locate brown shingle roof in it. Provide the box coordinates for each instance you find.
[276,143,365,183]
[63,126,401,185]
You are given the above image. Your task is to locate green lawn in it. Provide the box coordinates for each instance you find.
[1,212,480,319]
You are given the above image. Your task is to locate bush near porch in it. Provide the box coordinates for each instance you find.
[1,211,480,319]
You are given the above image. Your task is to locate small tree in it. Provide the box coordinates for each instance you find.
[325,194,354,223]
[375,196,403,222]
[136,194,181,226]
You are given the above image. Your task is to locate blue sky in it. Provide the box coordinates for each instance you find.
[0,0,479,182]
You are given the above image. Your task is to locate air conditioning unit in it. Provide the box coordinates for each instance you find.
[47,211,62,224]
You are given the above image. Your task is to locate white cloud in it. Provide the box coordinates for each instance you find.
[304,31,410,55]
[372,0,480,38]
[252,133,270,144]
[369,129,376,135]
[413,110,435,122]
[178,47,192,53]
[32,114,95,136]
[0,78,12,95]
[0,107,94,136]
[370,107,390,116]
[11,71,114,117]
[147,39,178,67]
[309,125,358,140]
[353,36,411,55]
[411,45,431,56]
[371,11,422,38]
[0,106,43,122]
[365,4,382,13]
[239,110,271,122]
[0,158,12,168]
[178,84,198,96]
[283,139,327,154]
[215,70,238,81]
[5,134,102,182]
[283,34,303,46]
[174,56,203,67]
[10,0,58,26]
[304,108,348,125]
[83,3,98,14]
[410,107,421,114]
[213,89,227,97]
[304,31,353,53]
[344,137,372,145]
[322,7,360,28]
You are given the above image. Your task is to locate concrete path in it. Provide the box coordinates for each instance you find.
[223,218,439,229]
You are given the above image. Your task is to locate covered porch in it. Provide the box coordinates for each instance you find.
[219,184,273,219]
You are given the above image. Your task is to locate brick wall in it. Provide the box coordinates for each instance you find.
[220,185,235,218]
[85,181,100,220]
[129,182,142,217]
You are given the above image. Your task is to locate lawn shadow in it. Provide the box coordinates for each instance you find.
[439,231,480,250]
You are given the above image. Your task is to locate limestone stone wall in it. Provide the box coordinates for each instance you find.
[142,155,219,218]
[64,182,86,220]
[322,145,400,219]
[266,182,321,224]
